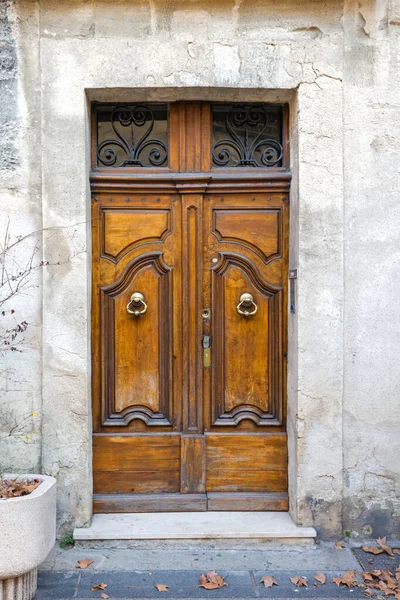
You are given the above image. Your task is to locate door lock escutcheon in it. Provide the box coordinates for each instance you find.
[202,335,211,368]
[202,308,211,319]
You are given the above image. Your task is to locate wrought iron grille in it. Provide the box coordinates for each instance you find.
[96,103,168,168]
[212,104,283,168]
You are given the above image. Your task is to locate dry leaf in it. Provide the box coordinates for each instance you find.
[0,478,41,499]
[92,583,107,591]
[290,576,308,587]
[260,576,278,588]
[376,581,396,596]
[378,537,395,558]
[363,572,374,582]
[393,549,400,556]
[199,571,227,590]
[100,594,109,599]
[372,570,385,577]
[362,546,384,555]
[335,541,344,550]
[76,558,94,569]
[314,573,326,585]
[154,584,169,592]
[377,570,394,583]
[332,570,358,588]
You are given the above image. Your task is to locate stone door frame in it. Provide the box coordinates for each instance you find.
[41,86,344,538]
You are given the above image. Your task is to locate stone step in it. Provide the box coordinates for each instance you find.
[73,512,316,543]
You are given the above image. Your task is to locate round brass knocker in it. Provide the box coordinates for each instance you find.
[127,292,148,316]
[237,292,258,317]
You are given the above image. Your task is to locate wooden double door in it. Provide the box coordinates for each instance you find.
[91,102,290,512]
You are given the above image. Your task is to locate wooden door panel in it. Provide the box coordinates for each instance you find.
[206,434,288,493]
[102,209,171,261]
[204,193,288,431]
[92,193,183,496]
[101,255,171,425]
[213,209,281,264]
[92,193,180,433]
[93,435,180,494]
[211,258,282,426]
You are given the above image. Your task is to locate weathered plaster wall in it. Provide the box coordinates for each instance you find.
[342,0,400,538]
[0,0,398,539]
[0,1,42,473]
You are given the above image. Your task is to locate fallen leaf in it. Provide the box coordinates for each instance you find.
[371,570,384,577]
[314,573,326,585]
[363,572,374,582]
[290,576,308,587]
[260,576,278,588]
[199,571,227,590]
[154,584,169,592]
[332,570,358,588]
[378,570,395,583]
[343,570,359,586]
[376,581,396,596]
[92,583,107,591]
[377,537,395,558]
[362,546,384,555]
[335,541,344,550]
[76,558,94,569]
[100,594,109,599]
[393,549,400,556]
[364,589,376,597]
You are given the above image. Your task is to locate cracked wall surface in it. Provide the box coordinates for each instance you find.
[0,1,42,474]
[0,0,399,539]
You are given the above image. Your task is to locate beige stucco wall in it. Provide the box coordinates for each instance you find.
[0,0,399,539]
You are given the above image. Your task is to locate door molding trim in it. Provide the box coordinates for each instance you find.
[90,171,291,194]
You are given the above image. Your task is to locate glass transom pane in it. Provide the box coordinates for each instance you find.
[96,103,168,168]
[212,104,283,168]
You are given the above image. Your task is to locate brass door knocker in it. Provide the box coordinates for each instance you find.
[126,292,148,316]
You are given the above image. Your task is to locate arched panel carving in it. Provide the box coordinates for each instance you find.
[211,253,284,427]
[100,252,173,426]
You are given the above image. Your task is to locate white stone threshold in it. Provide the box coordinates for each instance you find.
[74,512,316,541]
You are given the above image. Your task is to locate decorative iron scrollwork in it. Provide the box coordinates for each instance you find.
[212,104,283,168]
[96,104,168,168]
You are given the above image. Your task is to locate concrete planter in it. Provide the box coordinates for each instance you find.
[0,475,56,600]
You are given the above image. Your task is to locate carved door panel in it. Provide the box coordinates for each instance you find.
[203,193,289,510]
[92,193,185,506]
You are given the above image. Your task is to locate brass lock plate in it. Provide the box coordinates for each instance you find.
[203,348,211,368]
[203,335,211,367]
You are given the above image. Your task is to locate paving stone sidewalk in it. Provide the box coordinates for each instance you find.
[37,543,399,599]
[37,569,366,599]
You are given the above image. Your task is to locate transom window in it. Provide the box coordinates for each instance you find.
[94,102,284,170]
[96,103,169,168]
